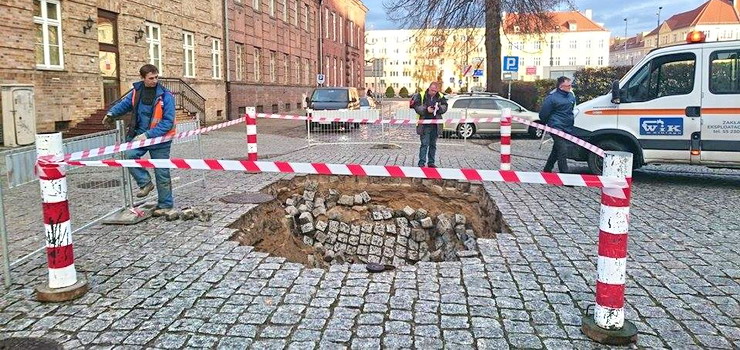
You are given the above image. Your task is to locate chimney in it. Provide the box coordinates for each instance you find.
[584,9,593,20]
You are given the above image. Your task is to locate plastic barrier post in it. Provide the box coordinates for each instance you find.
[246,107,257,161]
[500,108,512,171]
[35,133,88,302]
[582,151,637,345]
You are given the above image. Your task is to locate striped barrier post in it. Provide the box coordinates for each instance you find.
[582,151,637,345]
[35,133,88,302]
[500,108,512,171]
[246,107,257,161]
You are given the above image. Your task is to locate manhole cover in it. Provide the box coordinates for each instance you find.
[220,192,275,204]
[0,337,63,350]
[77,179,121,189]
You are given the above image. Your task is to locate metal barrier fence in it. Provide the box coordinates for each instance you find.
[0,118,204,287]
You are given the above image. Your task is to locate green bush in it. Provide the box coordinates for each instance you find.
[399,87,409,98]
[385,86,395,98]
[573,66,633,102]
[496,79,555,112]
[444,87,453,94]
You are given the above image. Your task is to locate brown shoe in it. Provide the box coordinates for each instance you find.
[136,182,155,198]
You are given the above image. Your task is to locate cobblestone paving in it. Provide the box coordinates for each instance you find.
[1,123,739,349]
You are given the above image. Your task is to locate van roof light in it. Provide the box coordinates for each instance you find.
[686,31,706,43]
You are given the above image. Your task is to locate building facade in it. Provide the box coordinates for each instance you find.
[644,0,740,49]
[364,10,611,94]
[609,33,650,67]
[0,0,226,141]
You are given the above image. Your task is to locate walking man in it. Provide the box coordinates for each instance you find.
[103,64,176,215]
[412,82,448,168]
[540,76,576,173]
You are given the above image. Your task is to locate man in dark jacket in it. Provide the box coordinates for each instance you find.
[412,82,448,167]
[103,64,176,215]
[539,76,576,173]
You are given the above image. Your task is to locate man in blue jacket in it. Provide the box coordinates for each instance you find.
[412,82,448,168]
[103,64,176,215]
[539,76,576,173]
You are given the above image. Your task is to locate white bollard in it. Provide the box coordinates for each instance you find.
[245,107,257,161]
[500,108,512,171]
[35,133,88,302]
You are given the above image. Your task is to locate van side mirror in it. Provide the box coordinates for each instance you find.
[610,80,621,104]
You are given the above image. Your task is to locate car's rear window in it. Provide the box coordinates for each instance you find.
[452,99,471,108]
[312,89,349,102]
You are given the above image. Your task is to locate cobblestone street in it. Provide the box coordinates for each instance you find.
[1,119,739,349]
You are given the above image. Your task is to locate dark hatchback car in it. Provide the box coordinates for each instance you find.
[306,87,361,129]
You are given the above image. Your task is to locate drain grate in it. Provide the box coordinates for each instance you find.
[0,337,63,350]
[76,179,121,189]
[220,192,275,204]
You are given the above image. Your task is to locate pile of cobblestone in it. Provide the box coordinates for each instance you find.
[284,180,479,268]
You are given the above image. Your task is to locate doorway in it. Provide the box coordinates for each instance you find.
[98,10,120,107]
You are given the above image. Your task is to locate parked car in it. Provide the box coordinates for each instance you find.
[305,87,361,129]
[443,95,543,138]
[359,96,376,110]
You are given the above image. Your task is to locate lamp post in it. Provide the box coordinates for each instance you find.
[656,7,663,48]
[623,18,628,65]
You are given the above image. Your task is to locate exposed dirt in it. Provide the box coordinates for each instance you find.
[229,176,509,267]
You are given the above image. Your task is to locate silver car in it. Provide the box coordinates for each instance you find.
[442,94,543,138]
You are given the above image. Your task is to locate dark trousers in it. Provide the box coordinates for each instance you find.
[544,135,569,173]
[418,125,438,166]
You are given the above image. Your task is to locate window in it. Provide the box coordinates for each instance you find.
[33,0,64,69]
[283,54,289,83]
[333,57,337,86]
[554,57,560,66]
[332,12,336,41]
[622,53,696,103]
[293,0,298,26]
[569,57,576,66]
[269,51,276,82]
[569,40,577,49]
[304,4,309,31]
[586,40,591,49]
[304,58,310,85]
[349,22,354,46]
[452,99,471,108]
[599,39,604,48]
[183,31,196,77]
[140,23,164,74]
[709,50,740,94]
[534,41,541,50]
[533,57,541,66]
[212,39,222,78]
[235,43,244,80]
[554,40,560,49]
[496,99,523,112]
[468,98,498,110]
[338,16,343,43]
[269,0,275,16]
[294,56,300,84]
[253,0,259,11]
[282,0,287,21]
[585,57,591,65]
[339,64,343,86]
[324,8,329,39]
[254,47,261,82]
[597,56,603,66]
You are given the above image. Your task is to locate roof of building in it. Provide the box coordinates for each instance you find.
[503,11,608,34]
[609,36,646,52]
[647,0,740,36]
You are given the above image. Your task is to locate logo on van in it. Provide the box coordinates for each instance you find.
[640,118,683,136]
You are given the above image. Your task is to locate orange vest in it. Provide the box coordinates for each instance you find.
[131,89,177,138]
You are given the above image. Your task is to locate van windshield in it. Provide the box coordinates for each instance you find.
[312,89,348,102]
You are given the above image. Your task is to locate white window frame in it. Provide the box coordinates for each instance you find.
[569,40,577,49]
[269,0,275,16]
[304,58,310,85]
[568,56,576,66]
[598,56,604,66]
[585,56,591,65]
[534,41,541,50]
[293,0,298,26]
[339,63,343,86]
[254,47,261,82]
[269,51,276,82]
[304,3,309,31]
[338,16,343,44]
[332,12,336,41]
[554,57,560,66]
[183,31,196,78]
[211,39,222,79]
[349,22,354,46]
[586,40,592,49]
[146,22,163,74]
[333,58,337,86]
[295,56,301,84]
[349,60,354,86]
[235,43,244,81]
[283,53,289,84]
[533,57,541,66]
[253,0,260,11]
[282,0,287,21]
[324,8,329,39]
[34,0,64,69]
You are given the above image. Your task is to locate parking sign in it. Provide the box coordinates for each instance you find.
[503,56,519,72]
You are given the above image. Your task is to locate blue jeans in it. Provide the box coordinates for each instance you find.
[125,145,173,209]
[418,125,438,166]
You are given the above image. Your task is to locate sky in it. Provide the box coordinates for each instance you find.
[363,0,705,37]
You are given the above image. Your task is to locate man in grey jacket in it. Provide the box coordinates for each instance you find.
[539,76,576,173]
[412,82,448,168]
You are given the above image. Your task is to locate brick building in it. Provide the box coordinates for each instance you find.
[0,0,226,144]
[226,0,367,120]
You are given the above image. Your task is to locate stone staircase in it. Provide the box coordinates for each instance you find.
[63,108,196,138]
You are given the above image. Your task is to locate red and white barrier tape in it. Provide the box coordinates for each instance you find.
[48,158,628,191]
[511,116,605,158]
[41,116,248,163]
[254,112,501,125]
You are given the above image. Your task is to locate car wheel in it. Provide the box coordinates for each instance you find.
[456,123,476,139]
[587,139,631,175]
[528,123,544,139]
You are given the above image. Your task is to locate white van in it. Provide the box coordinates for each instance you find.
[571,32,740,174]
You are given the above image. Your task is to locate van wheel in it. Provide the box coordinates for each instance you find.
[587,139,631,175]
[456,123,476,139]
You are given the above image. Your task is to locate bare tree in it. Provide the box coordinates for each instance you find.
[384,0,572,92]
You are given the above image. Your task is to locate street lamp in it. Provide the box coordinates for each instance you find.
[656,6,663,48]
[623,18,628,62]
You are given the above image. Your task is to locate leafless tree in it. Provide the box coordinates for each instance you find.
[384,0,572,92]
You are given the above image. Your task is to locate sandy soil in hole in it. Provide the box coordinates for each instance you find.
[229,179,498,265]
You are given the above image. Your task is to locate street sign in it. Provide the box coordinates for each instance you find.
[503,72,518,81]
[503,56,519,72]
[526,66,537,75]
[462,65,473,77]
[473,69,484,77]
[316,74,325,85]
